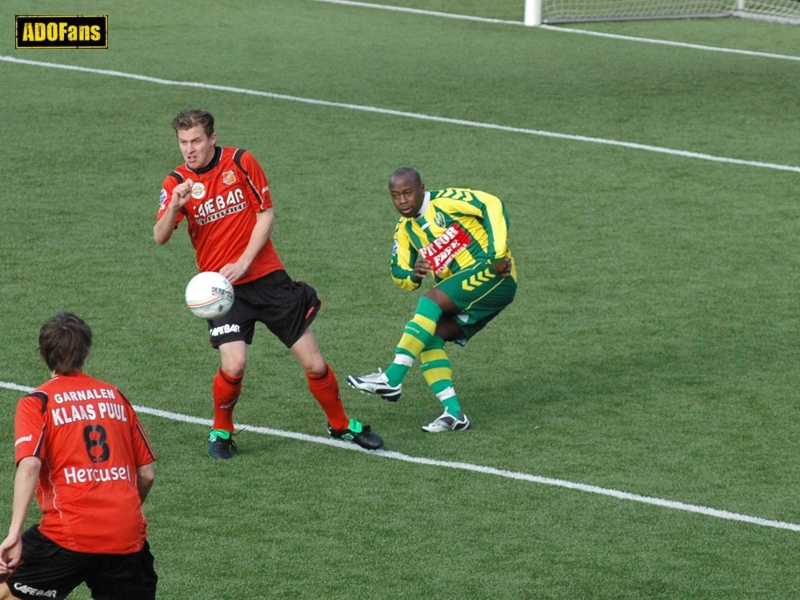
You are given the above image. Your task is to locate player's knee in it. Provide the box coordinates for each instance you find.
[301,356,327,376]
[221,359,246,378]
[422,290,455,314]
[227,366,246,379]
[296,345,327,375]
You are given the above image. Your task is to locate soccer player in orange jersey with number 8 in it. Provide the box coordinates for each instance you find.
[0,312,158,600]
[154,109,382,458]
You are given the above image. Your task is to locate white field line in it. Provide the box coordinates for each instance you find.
[313,0,800,62]
[1,55,799,174]
[313,0,526,24]
[2,379,798,532]
[540,24,800,62]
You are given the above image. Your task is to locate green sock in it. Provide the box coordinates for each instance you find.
[385,297,442,386]
[442,398,463,417]
[419,336,463,417]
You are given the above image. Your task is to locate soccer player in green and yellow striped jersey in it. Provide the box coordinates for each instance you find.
[347,168,517,432]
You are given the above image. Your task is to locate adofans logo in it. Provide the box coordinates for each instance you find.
[16,15,108,49]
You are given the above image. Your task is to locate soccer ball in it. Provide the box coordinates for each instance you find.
[185,272,234,319]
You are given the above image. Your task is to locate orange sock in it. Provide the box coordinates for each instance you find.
[213,368,242,432]
[306,363,349,431]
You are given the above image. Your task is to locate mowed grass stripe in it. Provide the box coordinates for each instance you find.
[313,0,800,61]
[2,55,799,173]
[3,379,798,532]
[313,0,526,25]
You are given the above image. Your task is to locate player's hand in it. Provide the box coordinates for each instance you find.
[219,262,248,284]
[413,258,433,281]
[171,179,195,209]
[0,533,22,574]
[492,257,512,278]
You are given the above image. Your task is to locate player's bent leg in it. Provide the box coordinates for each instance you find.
[433,261,517,348]
[418,263,516,432]
[293,330,384,450]
[423,287,459,314]
[383,296,442,386]
[348,296,444,401]
[434,316,468,343]
[433,261,515,320]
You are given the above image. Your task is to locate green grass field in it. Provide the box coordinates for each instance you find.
[2,1,800,597]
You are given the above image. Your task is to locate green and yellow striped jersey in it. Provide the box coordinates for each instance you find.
[391,188,513,291]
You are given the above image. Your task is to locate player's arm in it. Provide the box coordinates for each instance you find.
[391,224,423,291]
[463,192,513,278]
[136,463,155,504]
[0,456,41,574]
[219,151,275,283]
[472,192,510,259]
[125,400,157,504]
[153,179,194,245]
[481,195,513,278]
[220,208,275,283]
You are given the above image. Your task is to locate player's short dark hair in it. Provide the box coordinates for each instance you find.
[390,167,421,186]
[172,109,215,137]
[38,312,92,375]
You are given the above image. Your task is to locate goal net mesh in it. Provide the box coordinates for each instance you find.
[540,0,800,23]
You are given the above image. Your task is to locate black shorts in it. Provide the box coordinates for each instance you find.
[207,270,321,349]
[2,526,157,600]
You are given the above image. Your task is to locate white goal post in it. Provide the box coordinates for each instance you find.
[524,0,800,25]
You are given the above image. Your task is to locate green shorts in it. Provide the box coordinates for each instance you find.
[434,261,517,344]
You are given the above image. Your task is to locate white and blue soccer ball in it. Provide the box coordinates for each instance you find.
[185,272,234,319]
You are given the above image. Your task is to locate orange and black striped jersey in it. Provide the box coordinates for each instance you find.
[157,146,284,284]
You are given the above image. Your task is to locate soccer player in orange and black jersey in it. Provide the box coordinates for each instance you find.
[154,109,382,459]
[0,312,157,600]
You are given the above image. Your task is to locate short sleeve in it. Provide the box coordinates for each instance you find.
[156,173,186,225]
[237,150,273,211]
[14,394,47,464]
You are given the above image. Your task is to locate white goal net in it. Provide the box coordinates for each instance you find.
[525,0,800,24]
